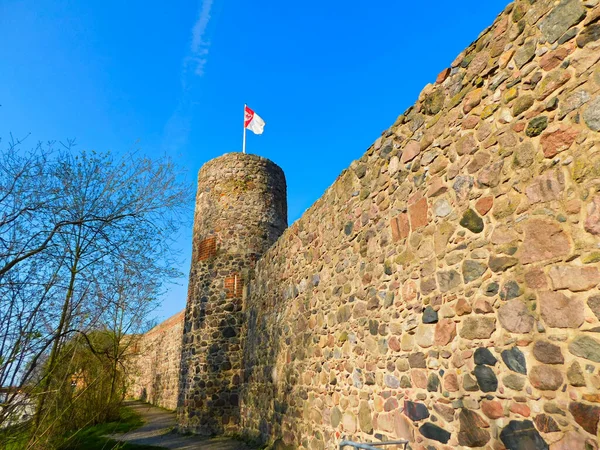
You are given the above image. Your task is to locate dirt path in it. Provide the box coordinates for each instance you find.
[110,400,253,450]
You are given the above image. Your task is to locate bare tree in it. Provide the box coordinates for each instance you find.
[0,137,193,446]
[0,137,66,429]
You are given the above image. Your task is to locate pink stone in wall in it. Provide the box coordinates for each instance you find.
[376,411,414,441]
[427,176,447,197]
[463,88,483,114]
[548,265,600,292]
[389,336,401,352]
[452,351,466,368]
[539,47,569,71]
[436,68,451,84]
[477,160,504,188]
[540,125,579,158]
[571,40,600,74]
[477,122,493,142]
[391,213,410,242]
[456,298,472,316]
[565,198,581,214]
[525,268,548,290]
[491,226,518,245]
[433,403,455,422]
[549,430,590,450]
[342,412,357,433]
[475,196,493,216]
[585,195,600,236]
[517,219,571,264]
[525,170,565,204]
[456,133,479,156]
[463,115,479,129]
[493,16,508,37]
[530,365,564,390]
[473,298,493,314]
[384,398,398,412]
[481,399,503,419]
[509,402,531,417]
[374,413,392,434]
[467,151,491,174]
[401,140,421,163]
[434,319,457,346]
[402,279,419,304]
[444,373,459,392]
[411,369,428,389]
[498,299,535,334]
[539,291,585,328]
[409,198,428,230]
[467,51,490,78]
[497,130,518,148]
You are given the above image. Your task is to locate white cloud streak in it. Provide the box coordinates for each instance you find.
[162,0,216,154]
[186,0,214,77]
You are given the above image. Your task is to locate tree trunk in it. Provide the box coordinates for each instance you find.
[31,248,80,438]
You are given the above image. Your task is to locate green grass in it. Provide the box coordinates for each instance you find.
[0,424,30,450]
[58,406,166,450]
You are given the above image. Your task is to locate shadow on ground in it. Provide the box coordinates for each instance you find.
[110,401,253,450]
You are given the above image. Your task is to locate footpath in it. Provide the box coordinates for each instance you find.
[111,401,253,450]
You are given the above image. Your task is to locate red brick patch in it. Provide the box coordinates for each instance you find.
[198,237,217,261]
[224,273,243,299]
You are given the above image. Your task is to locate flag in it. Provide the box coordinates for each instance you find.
[244,105,265,135]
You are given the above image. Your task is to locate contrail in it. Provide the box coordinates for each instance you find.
[186,0,214,78]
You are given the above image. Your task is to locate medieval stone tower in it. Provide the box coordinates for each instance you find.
[178,152,287,435]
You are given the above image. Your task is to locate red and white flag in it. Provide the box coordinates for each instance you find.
[244,105,265,135]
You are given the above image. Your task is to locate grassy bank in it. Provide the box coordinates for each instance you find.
[57,406,165,450]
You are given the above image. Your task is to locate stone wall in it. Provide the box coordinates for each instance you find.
[127,310,184,410]
[178,153,288,435]
[239,0,600,448]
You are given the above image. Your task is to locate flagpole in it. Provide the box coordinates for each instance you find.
[242,104,247,154]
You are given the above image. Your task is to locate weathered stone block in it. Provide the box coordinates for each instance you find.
[502,347,527,375]
[419,422,450,444]
[539,0,586,43]
[532,340,564,364]
[499,420,548,450]
[517,219,571,264]
[529,365,564,390]
[548,265,600,292]
[498,299,535,334]
[569,402,600,435]
[409,197,428,229]
[539,291,584,328]
[458,409,490,447]
[569,335,600,362]
[460,316,496,339]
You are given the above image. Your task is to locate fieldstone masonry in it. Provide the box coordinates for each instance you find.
[128,0,600,448]
[178,153,287,435]
[127,311,184,411]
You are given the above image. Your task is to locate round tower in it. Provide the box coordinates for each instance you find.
[178,152,287,435]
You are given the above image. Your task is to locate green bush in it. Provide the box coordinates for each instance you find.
[29,330,133,448]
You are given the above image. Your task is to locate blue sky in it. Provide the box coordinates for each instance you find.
[0,0,509,322]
